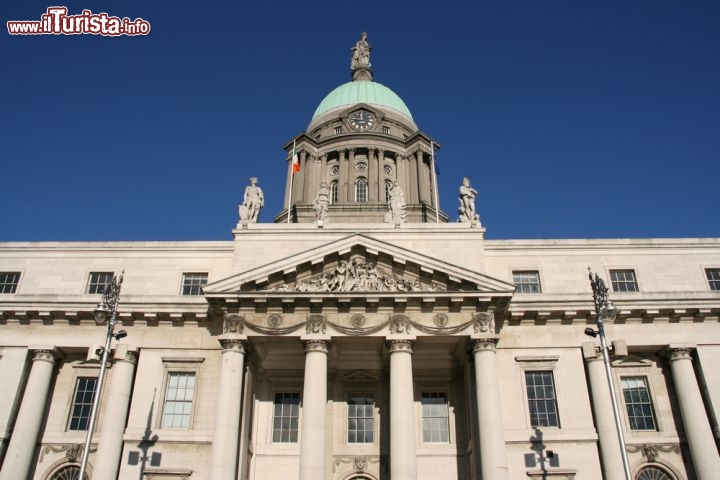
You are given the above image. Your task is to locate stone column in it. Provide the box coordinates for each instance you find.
[303,154,316,204]
[0,347,57,480]
[417,149,430,205]
[376,149,385,202]
[470,335,508,480]
[397,155,408,202]
[582,342,626,480]
[210,334,248,480]
[337,149,347,203]
[347,148,356,202]
[368,148,378,202]
[299,337,330,480]
[93,345,138,480]
[408,151,419,204]
[667,346,720,480]
[388,337,417,480]
[319,154,328,189]
[292,150,307,204]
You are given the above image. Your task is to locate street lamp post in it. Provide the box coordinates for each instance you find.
[587,268,632,480]
[78,272,127,480]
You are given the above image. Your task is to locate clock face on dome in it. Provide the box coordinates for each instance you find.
[348,110,375,131]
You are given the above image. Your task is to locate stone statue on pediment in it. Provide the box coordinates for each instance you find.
[241,177,264,223]
[458,177,480,224]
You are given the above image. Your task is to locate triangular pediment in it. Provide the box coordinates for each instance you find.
[203,234,515,299]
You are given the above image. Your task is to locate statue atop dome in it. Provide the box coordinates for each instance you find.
[351,32,373,81]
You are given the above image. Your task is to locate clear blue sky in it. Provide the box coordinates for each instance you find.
[3,1,719,241]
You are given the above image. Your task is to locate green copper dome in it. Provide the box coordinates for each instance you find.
[311,81,413,121]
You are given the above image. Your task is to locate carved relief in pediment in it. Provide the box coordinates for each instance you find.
[262,255,444,293]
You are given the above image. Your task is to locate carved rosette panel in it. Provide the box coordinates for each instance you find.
[433,313,448,327]
[306,314,327,334]
[223,312,245,334]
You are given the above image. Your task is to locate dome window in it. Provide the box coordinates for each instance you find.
[355,177,368,203]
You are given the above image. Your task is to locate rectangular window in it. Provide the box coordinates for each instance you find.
[525,371,559,427]
[161,372,196,428]
[513,271,542,294]
[334,126,342,135]
[421,392,449,442]
[87,272,113,294]
[273,392,300,442]
[181,273,208,296]
[68,377,98,430]
[347,394,374,443]
[382,126,390,134]
[0,272,21,294]
[621,376,657,430]
[610,269,639,292]
[706,268,720,291]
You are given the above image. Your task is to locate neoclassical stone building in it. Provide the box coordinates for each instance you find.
[1,35,719,480]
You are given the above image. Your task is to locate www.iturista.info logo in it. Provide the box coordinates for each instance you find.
[7,7,151,36]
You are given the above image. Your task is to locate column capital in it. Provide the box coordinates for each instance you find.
[581,341,601,361]
[28,346,58,364]
[113,344,138,365]
[302,339,330,354]
[386,338,414,354]
[470,335,500,353]
[218,334,248,354]
[666,345,695,363]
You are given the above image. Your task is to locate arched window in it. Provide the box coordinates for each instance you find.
[329,180,338,204]
[355,177,368,203]
[636,466,674,480]
[384,180,393,203]
[50,465,87,480]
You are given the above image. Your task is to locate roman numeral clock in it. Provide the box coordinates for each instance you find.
[348,110,376,131]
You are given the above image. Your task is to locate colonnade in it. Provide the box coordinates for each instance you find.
[583,343,720,480]
[286,146,434,209]
[3,339,718,479]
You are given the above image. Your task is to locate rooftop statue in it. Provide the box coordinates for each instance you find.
[240,177,264,224]
[351,32,371,70]
[458,177,480,225]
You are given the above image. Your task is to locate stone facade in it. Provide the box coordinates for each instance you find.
[1,35,719,480]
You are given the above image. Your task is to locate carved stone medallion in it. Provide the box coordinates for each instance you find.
[433,313,448,327]
[350,314,366,328]
[268,314,283,328]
